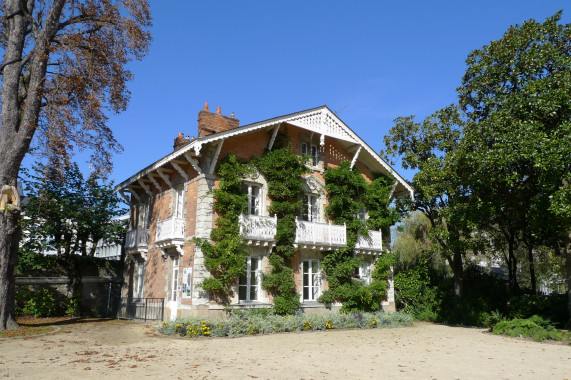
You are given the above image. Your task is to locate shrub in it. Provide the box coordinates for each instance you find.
[16,288,57,317]
[491,315,564,342]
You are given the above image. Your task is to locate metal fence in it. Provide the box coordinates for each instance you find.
[116,297,164,322]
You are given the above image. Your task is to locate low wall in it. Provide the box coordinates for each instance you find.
[15,276,124,317]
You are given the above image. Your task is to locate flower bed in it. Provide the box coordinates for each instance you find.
[158,310,412,338]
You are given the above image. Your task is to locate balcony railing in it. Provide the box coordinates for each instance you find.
[239,214,277,247]
[294,218,346,250]
[125,227,149,250]
[155,217,185,244]
[355,230,383,255]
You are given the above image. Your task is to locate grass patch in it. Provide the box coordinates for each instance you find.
[0,316,71,338]
[159,310,413,339]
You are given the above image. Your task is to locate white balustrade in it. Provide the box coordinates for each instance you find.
[355,230,383,254]
[294,218,346,249]
[239,214,277,243]
[156,217,186,243]
[126,227,149,249]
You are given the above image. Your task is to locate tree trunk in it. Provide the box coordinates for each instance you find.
[565,229,571,324]
[507,232,519,292]
[527,244,537,294]
[0,208,21,330]
[448,250,464,297]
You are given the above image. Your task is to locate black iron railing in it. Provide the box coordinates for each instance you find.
[116,297,164,321]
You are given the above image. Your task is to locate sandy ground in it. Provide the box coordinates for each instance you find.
[0,320,570,379]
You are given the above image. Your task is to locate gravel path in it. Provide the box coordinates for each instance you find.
[0,320,570,379]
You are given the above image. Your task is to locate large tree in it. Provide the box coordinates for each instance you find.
[457,11,571,318]
[0,0,151,330]
[382,105,475,297]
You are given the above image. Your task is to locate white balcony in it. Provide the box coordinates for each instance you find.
[355,230,383,255]
[126,227,149,250]
[155,217,185,255]
[239,214,277,248]
[294,218,346,250]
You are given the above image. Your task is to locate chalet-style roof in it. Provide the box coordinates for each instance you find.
[116,105,413,199]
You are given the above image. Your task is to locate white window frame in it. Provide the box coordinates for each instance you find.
[243,183,262,216]
[171,257,179,302]
[359,261,371,285]
[140,202,150,229]
[238,256,260,302]
[175,186,184,218]
[302,259,320,301]
[134,260,146,299]
[301,194,319,222]
[301,143,318,167]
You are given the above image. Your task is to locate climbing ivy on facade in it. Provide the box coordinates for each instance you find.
[198,146,398,313]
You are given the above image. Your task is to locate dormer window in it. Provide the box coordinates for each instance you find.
[301,194,319,222]
[243,184,261,216]
[301,143,318,167]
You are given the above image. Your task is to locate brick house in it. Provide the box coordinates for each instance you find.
[116,104,413,320]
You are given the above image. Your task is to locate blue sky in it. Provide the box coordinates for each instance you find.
[41,1,571,184]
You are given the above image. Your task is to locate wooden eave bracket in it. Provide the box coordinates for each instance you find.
[156,168,173,188]
[268,124,281,151]
[118,189,131,204]
[147,173,163,192]
[171,161,189,181]
[137,179,153,197]
[209,139,225,175]
[127,186,141,203]
[184,152,202,174]
[350,146,362,170]
[0,185,20,210]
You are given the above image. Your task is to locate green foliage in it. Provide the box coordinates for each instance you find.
[195,154,252,303]
[492,316,567,342]
[394,255,441,321]
[318,162,397,311]
[253,144,308,314]
[66,296,81,317]
[158,310,413,338]
[15,288,56,317]
[20,162,127,258]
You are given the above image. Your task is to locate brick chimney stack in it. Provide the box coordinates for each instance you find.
[173,132,191,151]
[198,102,239,137]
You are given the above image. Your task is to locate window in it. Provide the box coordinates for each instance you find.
[175,186,184,218]
[303,260,320,301]
[301,195,319,222]
[357,208,367,222]
[134,261,146,298]
[358,262,371,285]
[171,257,179,302]
[301,143,318,166]
[238,257,260,301]
[140,202,150,229]
[242,184,261,215]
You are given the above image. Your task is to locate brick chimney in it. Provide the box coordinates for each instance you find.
[173,132,191,151]
[198,102,239,137]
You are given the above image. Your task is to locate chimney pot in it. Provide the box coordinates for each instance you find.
[231,112,235,118]
[216,106,221,114]
[204,102,209,111]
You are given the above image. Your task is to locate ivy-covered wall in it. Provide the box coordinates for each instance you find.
[196,135,399,314]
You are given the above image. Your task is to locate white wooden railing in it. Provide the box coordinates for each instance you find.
[294,218,346,249]
[126,227,149,249]
[155,217,185,243]
[239,214,277,242]
[355,230,383,254]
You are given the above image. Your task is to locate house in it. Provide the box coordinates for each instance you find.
[116,104,413,320]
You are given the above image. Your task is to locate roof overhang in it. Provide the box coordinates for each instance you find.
[115,106,413,200]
